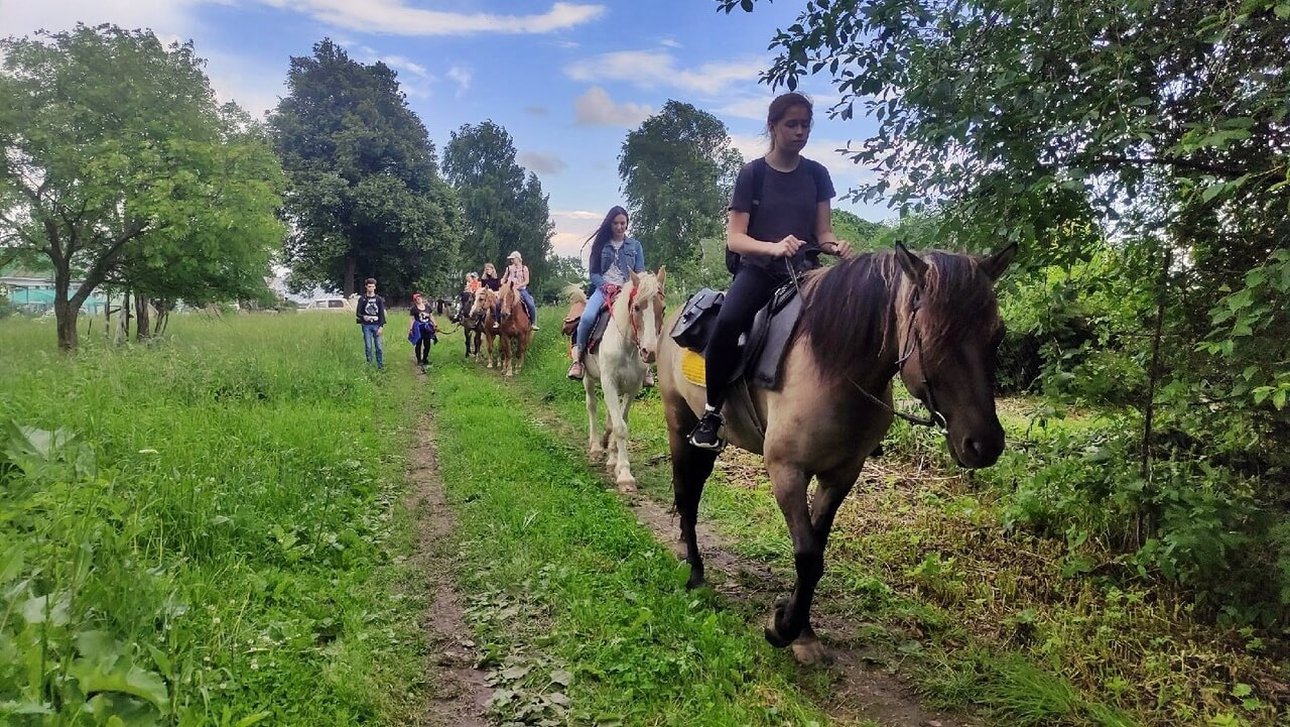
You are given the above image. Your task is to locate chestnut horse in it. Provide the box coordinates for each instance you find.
[469,287,501,369]
[495,281,533,377]
[574,268,666,492]
[658,244,1015,664]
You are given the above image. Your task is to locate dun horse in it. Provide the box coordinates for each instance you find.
[658,244,1015,664]
[495,281,533,377]
[569,268,666,492]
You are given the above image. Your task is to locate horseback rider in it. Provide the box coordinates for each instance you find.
[688,92,852,451]
[567,205,648,381]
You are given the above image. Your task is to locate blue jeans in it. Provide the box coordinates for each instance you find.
[575,286,607,349]
[361,324,384,368]
[519,288,537,325]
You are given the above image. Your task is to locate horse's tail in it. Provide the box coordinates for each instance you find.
[563,284,587,304]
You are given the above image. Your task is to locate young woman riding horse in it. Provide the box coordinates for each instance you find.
[688,92,851,451]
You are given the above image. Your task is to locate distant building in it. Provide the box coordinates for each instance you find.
[0,268,108,315]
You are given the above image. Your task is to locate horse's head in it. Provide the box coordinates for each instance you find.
[498,281,519,321]
[627,267,666,364]
[893,243,1016,469]
[470,287,494,322]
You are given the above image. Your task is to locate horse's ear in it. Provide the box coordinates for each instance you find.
[630,270,640,288]
[656,266,666,290]
[894,241,929,285]
[979,242,1018,282]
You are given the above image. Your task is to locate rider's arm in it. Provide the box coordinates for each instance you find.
[726,211,783,257]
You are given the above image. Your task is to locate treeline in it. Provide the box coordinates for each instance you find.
[1,26,756,349]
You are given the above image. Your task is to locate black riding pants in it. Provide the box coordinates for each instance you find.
[415,327,433,364]
[702,264,783,411]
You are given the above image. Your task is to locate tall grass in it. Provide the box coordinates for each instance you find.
[0,314,427,724]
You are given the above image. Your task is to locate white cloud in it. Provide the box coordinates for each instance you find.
[259,0,606,36]
[573,86,651,127]
[446,65,472,95]
[1,0,197,39]
[549,210,603,260]
[659,38,680,48]
[564,50,763,95]
[518,150,566,175]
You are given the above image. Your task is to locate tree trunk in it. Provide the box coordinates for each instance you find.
[135,294,151,342]
[344,255,357,297]
[53,266,78,351]
[153,298,170,336]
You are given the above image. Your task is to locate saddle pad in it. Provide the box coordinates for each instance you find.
[680,349,707,387]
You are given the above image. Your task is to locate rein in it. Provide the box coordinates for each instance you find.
[839,275,947,430]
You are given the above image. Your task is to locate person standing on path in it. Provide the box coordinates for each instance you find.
[408,292,437,372]
[356,277,387,370]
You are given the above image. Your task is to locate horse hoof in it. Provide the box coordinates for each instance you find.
[616,477,636,493]
[790,638,832,666]
[763,601,795,648]
[685,570,706,590]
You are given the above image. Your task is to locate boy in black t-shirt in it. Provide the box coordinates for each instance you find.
[355,277,387,369]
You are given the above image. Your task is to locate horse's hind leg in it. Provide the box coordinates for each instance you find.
[667,407,717,589]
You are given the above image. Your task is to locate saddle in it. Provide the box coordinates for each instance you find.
[577,284,622,355]
[669,281,803,390]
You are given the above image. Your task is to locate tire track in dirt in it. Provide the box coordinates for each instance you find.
[405,404,491,727]
[525,401,976,727]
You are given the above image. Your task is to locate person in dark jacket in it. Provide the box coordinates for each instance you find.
[688,92,851,450]
[355,277,387,370]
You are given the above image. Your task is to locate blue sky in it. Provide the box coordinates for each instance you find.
[2,1,890,261]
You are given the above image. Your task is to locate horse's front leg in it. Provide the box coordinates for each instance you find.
[583,366,603,461]
[600,373,635,492]
[786,463,864,665]
[764,461,822,650]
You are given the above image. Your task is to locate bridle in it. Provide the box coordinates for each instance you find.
[845,285,947,430]
[611,282,663,353]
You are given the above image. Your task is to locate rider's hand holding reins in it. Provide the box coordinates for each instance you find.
[775,234,805,257]
[824,239,852,258]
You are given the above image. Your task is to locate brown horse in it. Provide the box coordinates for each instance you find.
[469,287,501,369]
[496,280,533,377]
[658,244,1015,664]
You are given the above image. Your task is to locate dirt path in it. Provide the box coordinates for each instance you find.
[531,405,976,727]
[405,410,492,727]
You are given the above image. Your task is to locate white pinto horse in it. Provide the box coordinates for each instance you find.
[580,267,666,492]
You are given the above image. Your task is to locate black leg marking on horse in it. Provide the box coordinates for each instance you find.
[668,411,717,590]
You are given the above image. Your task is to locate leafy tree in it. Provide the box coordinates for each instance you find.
[443,120,554,287]
[270,39,462,300]
[534,254,585,304]
[110,105,286,339]
[0,24,285,349]
[618,101,744,277]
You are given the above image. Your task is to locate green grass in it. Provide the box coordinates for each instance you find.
[0,313,429,724]
[428,348,831,726]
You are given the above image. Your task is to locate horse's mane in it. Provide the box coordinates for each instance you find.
[798,250,1000,381]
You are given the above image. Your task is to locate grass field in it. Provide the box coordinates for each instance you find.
[1,310,1284,726]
